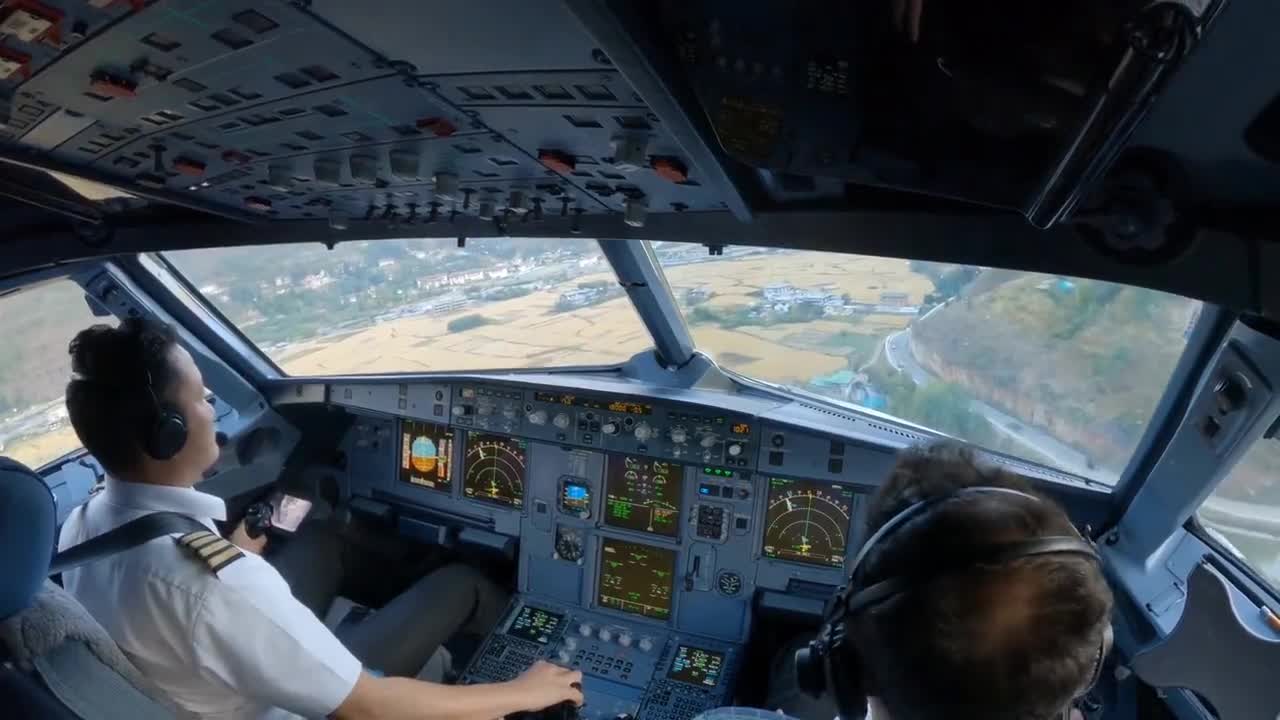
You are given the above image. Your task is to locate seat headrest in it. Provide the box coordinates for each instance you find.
[0,457,55,621]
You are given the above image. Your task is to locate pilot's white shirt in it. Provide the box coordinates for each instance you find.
[59,478,362,720]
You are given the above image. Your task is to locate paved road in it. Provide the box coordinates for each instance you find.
[883,328,1114,484]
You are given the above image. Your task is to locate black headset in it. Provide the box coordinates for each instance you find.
[141,367,188,461]
[794,487,1113,720]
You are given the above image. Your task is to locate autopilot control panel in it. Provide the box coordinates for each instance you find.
[338,377,907,717]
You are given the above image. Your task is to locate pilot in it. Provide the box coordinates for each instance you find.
[58,318,584,719]
[705,442,1114,720]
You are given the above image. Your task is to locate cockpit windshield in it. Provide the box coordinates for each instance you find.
[654,244,1202,485]
[165,238,652,375]
[165,238,1201,486]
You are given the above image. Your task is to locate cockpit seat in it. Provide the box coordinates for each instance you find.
[0,457,176,719]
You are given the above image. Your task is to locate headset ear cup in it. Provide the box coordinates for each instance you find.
[796,640,828,698]
[147,405,188,461]
[828,624,869,720]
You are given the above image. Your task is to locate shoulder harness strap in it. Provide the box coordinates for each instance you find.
[175,531,244,575]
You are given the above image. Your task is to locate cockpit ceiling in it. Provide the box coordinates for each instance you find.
[0,1,1277,316]
[0,0,1266,224]
[0,0,734,224]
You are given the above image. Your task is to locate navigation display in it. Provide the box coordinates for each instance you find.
[603,455,683,537]
[667,645,725,687]
[762,477,855,568]
[462,433,528,508]
[597,538,675,620]
[399,421,454,493]
[507,606,564,645]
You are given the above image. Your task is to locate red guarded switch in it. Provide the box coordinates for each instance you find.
[651,156,689,183]
[173,157,206,176]
[416,116,457,137]
[0,47,31,81]
[538,149,576,174]
[0,2,65,46]
[89,70,137,98]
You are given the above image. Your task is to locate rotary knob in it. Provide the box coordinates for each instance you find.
[634,422,653,441]
[557,649,572,664]
[602,421,619,435]
[637,637,654,652]
[727,443,743,457]
[700,434,719,449]
[578,623,593,637]
[670,427,688,444]
[563,637,579,652]
[618,632,633,648]
[553,413,571,430]
[598,628,614,643]
[527,410,548,425]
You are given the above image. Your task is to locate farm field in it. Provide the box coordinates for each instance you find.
[276,252,927,386]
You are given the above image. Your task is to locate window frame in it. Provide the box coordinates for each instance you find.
[1109,305,1237,520]
[1187,431,1280,605]
[1188,514,1280,607]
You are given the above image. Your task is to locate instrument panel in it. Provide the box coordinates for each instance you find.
[338,377,909,643]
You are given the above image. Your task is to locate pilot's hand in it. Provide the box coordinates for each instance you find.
[508,661,584,710]
[230,520,268,555]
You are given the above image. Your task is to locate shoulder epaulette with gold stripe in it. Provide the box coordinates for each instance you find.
[176,530,244,575]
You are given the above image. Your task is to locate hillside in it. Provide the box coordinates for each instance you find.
[0,279,100,413]
[911,275,1199,472]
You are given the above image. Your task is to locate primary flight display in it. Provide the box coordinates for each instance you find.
[761,477,855,568]
[462,433,529,508]
[399,420,454,493]
[604,454,684,537]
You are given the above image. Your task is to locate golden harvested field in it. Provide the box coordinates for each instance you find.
[278,269,648,374]
[663,253,930,304]
[277,252,928,386]
[6,425,82,470]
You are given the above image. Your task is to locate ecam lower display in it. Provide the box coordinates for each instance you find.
[597,537,675,620]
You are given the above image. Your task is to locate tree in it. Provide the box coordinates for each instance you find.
[447,314,493,333]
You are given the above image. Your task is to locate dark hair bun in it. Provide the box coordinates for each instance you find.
[68,318,174,382]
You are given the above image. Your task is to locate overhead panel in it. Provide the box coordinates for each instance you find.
[0,0,737,227]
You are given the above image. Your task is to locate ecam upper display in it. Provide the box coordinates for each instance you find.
[603,455,683,537]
